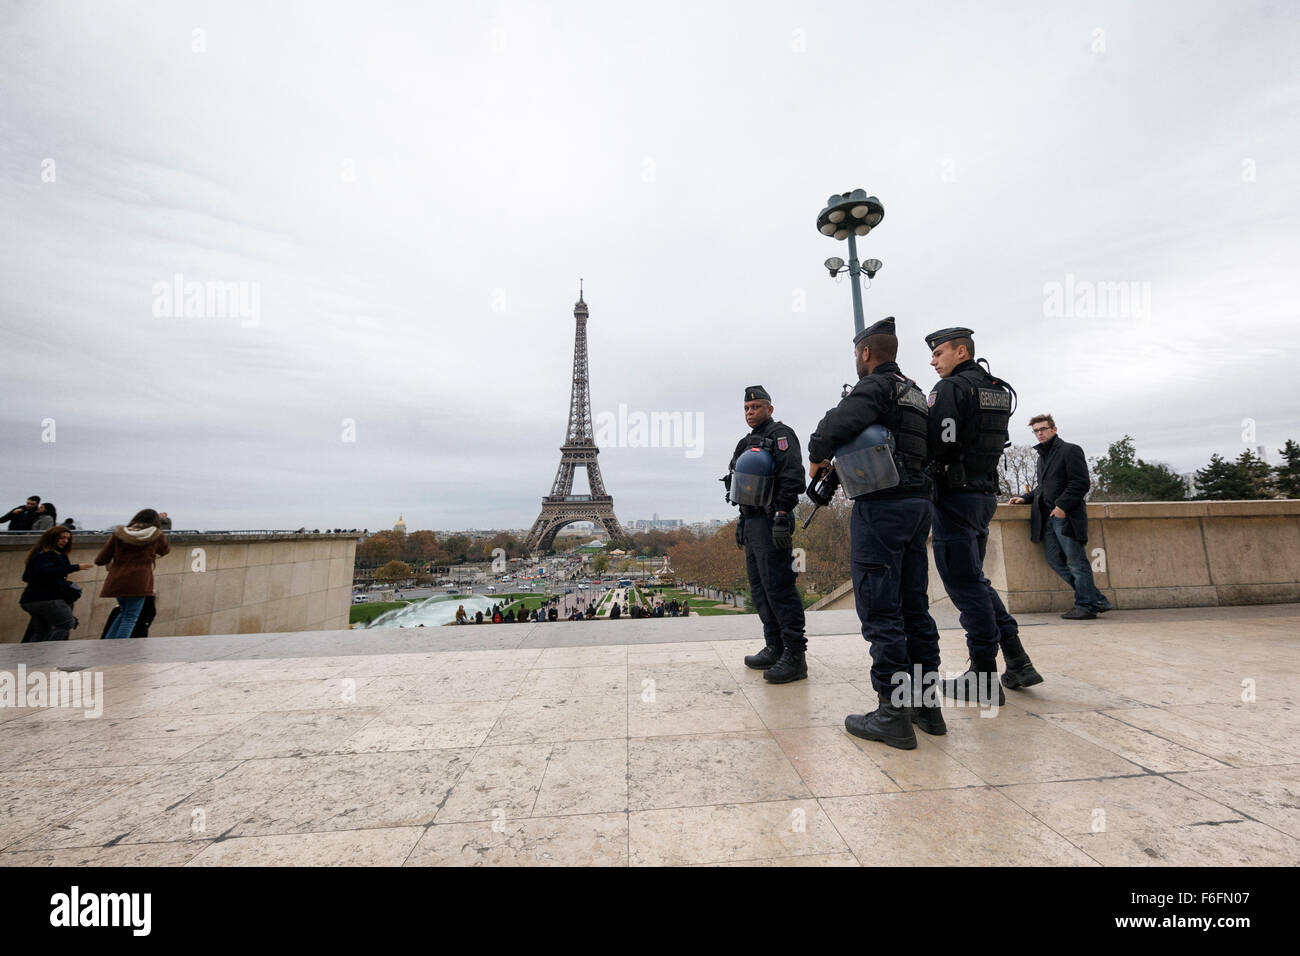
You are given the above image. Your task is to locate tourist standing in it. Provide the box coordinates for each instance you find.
[1010,414,1111,623]
[31,502,57,531]
[2,496,42,530]
[19,527,95,642]
[95,510,170,640]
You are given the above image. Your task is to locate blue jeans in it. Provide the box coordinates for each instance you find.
[1043,516,1110,612]
[104,596,146,639]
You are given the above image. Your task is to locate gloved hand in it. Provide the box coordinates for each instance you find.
[771,512,793,550]
[735,519,745,550]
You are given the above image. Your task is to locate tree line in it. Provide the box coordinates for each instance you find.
[355,525,701,570]
[999,436,1300,502]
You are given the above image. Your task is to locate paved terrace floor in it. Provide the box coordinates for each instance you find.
[1,604,1298,867]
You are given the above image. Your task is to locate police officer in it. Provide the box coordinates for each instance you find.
[727,386,808,683]
[924,327,1041,705]
[809,318,944,750]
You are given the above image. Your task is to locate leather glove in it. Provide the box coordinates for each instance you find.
[771,512,793,550]
[735,520,745,550]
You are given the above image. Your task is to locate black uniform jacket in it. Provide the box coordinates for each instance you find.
[1021,434,1091,543]
[809,361,930,500]
[729,417,806,516]
[926,358,1002,493]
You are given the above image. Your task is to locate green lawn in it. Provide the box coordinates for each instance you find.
[349,600,413,625]
[645,587,751,615]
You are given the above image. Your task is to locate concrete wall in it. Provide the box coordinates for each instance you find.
[811,500,1300,614]
[1,532,357,643]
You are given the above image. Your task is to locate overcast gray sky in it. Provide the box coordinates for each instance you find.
[2,0,1297,532]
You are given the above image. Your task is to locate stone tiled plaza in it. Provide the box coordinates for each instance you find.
[1,604,1297,867]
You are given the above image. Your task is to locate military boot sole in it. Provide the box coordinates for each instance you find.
[845,713,917,750]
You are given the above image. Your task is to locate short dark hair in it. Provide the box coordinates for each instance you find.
[950,336,975,360]
[858,333,898,364]
[1029,413,1056,429]
[27,495,40,504]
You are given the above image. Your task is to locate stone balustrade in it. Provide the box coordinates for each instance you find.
[1,532,357,643]
[811,500,1300,613]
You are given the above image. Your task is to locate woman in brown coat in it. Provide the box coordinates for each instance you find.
[96,509,170,639]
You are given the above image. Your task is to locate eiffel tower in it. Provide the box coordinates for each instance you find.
[525,284,626,552]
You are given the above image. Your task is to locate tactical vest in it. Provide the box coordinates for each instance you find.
[950,365,1014,485]
[881,372,930,477]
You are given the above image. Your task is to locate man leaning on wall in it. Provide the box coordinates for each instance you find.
[1010,414,1113,620]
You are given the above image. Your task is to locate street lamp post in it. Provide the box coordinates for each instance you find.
[815,189,885,336]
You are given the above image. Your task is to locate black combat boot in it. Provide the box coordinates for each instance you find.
[941,656,1005,706]
[910,701,948,736]
[906,671,947,735]
[846,694,917,750]
[744,644,783,670]
[999,633,1044,690]
[763,648,807,684]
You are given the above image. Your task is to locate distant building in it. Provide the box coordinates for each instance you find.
[394,514,407,534]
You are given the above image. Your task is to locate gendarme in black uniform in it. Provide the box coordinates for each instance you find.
[809,316,945,749]
[728,385,807,683]
[925,325,1036,704]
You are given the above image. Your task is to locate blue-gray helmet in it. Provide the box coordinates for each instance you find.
[834,423,900,499]
[731,446,776,508]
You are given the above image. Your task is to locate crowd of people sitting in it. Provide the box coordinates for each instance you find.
[447,589,689,625]
[626,596,688,618]
[452,596,596,624]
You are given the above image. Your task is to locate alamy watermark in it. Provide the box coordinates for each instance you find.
[890,666,999,717]
[594,404,703,459]
[152,273,260,328]
[1043,273,1151,321]
[50,886,150,936]
[1,665,103,718]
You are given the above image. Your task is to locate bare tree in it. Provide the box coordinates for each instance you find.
[998,444,1037,499]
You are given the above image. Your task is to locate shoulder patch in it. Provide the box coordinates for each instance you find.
[927,390,937,407]
[777,437,789,451]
